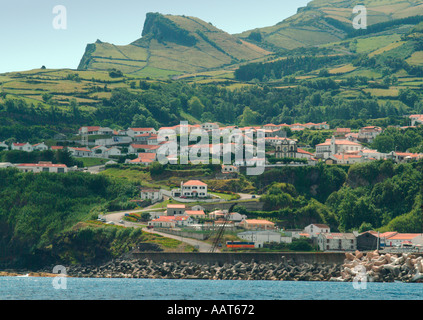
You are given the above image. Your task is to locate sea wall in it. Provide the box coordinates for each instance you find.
[129,252,346,265]
[60,252,423,282]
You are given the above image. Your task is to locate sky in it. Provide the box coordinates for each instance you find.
[0,0,311,73]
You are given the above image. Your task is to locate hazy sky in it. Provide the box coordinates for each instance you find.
[0,0,311,73]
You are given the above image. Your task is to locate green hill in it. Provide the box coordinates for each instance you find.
[237,0,423,51]
[78,12,271,78]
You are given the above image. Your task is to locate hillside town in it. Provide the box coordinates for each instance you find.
[132,201,423,252]
[1,117,422,254]
[1,115,423,172]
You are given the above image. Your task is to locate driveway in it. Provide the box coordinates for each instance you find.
[102,208,218,253]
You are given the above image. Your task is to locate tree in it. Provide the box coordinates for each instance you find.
[188,96,205,118]
[239,106,259,126]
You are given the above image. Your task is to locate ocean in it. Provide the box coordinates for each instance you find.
[0,277,422,300]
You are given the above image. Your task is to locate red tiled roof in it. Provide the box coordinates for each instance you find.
[183,180,207,186]
[129,128,155,132]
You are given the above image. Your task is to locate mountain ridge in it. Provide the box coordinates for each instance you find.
[78,12,271,78]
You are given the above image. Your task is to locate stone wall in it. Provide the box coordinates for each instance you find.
[129,252,346,265]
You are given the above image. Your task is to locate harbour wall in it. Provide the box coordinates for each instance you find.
[130,252,347,265]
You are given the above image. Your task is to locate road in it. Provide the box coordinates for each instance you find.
[103,208,217,252]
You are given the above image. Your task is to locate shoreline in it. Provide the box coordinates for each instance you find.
[2,251,422,283]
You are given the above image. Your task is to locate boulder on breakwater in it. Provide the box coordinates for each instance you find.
[330,250,423,283]
[61,257,342,281]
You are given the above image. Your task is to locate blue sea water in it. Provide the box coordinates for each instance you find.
[0,277,422,300]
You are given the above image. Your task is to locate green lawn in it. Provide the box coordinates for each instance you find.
[76,157,109,167]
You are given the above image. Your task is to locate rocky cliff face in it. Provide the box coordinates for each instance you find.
[140,13,197,46]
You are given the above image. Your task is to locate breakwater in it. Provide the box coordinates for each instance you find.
[331,250,423,283]
[35,251,423,282]
[65,256,343,281]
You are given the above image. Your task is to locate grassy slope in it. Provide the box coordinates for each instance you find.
[237,0,423,50]
[78,14,271,78]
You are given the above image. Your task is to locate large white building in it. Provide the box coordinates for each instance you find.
[126,128,157,137]
[304,224,330,238]
[317,233,357,251]
[11,143,33,152]
[140,189,162,203]
[315,136,362,159]
[238,230,292,248]
[16,163,69,173]
[172,180,208,198]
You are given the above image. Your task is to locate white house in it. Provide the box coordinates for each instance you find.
[16,163,69,173]
[11,143,33,152]
[238,231,292,248]
[228,212,246,222]
[304,224,330,238]
[0,142,8,150]
[383,233,423,247]
[126,127,157,137]
[184,210,206,220]
[328,154,364,165]
[315,136,362,159]
[92,145,109,156]
[68,147,92,157]
[166,204,186,216]
[32,142,49,151]
[201,122,219,131]
[140,189,162,203]
[174,215,194,227]
[239,219,276,230]
[317,233,357,251]
[181,180,208,198]
[128,144,160,154]
[358,126,382,143]
[104,147,121,157]
[148,216,176,228]
[78,126,101,135]
[0,162,14,168]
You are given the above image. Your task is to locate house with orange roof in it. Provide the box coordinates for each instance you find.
[409,114,423,126]
[358,126,382,143]
[148,216,177,228]
[184,210,206,219]
[11,142,33,152]
[68,147,92,157]
[166,204,186,216]
[32,142,49,151]
[304,224,330,238]
[316,136,362,159]
[78,126,101,135]
[50,146,64,151]
[127,152,156,165]
[126,127,157,137]
[239,219,276,230]
[384,233,423,247]
[387,151,423,163]
[180,180,208,198]
[133,132,157,143]
[328,153,364,165]
[334,128,351,139]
